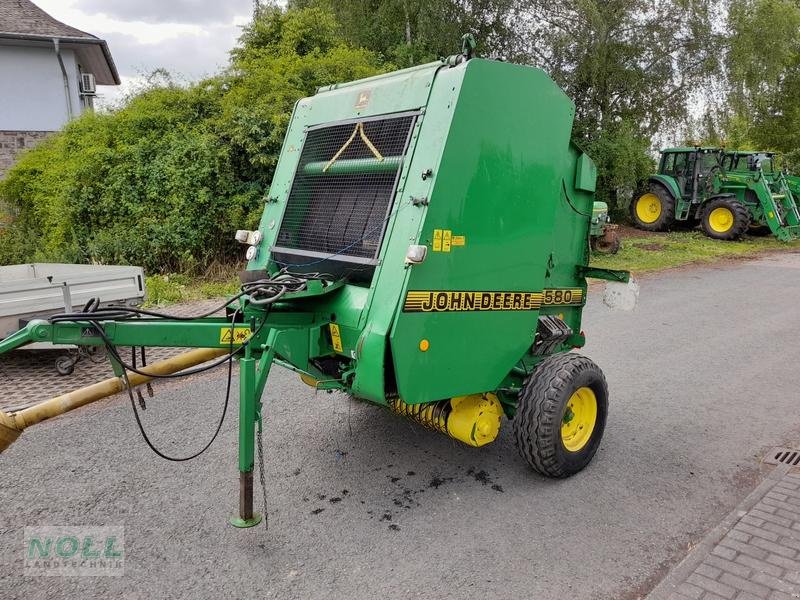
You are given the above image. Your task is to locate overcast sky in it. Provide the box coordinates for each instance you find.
[33,0,258,106]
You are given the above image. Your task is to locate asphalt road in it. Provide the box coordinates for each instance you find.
[2,251,800,599]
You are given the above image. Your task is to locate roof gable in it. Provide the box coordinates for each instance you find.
[0,0,96,39]
[0,0,120,84]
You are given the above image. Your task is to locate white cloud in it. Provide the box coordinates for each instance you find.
[74,0,253,25]
[31,0,253,107]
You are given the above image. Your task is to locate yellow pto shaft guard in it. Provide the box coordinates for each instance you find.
[388,392,503,447]
[0,347,228,454]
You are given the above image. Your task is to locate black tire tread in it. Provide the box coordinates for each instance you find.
[701,197,751,240]
[629,183,676,232]
[513,353,607,478]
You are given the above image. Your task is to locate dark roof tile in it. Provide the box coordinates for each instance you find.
[0,0,97,39]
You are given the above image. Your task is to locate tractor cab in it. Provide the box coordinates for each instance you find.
[657,147,722,200]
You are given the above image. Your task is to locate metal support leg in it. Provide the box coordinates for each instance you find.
[229,329,278,528]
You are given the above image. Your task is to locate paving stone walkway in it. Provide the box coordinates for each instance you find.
[0,299,225,411]
[648,465,800,600]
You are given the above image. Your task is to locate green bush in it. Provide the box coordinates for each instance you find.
[0,6,385,273]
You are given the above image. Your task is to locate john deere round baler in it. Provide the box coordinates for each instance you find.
[0,43,629,529]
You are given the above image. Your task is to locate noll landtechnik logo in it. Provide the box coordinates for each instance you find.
[24,526,124,576]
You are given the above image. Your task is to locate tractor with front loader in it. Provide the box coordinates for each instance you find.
[0,40,630,531]
[631,147,800,241]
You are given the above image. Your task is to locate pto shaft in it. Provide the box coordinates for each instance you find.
[0,347,229,454]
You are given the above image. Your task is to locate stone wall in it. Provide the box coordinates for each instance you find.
[0,130,51,178]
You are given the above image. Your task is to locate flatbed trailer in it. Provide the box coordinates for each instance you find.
[0,263,145,373]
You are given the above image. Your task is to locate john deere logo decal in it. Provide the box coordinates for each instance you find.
[402,289,583,312]
[355,90,371,109]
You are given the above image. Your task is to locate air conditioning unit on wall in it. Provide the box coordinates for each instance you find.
[80,73,96,95]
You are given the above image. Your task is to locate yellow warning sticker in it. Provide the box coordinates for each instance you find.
[329,323,343,352]
[432,229,443,252]
[432,229,465,252]
[219,327,252,344]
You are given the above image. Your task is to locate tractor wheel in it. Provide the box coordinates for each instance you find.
[629,185,675,231]
[701,198,751,240]
[590,229,621,254]
[513,353,608,478]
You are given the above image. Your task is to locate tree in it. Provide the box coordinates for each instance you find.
[720,0,800,163]
[511,0,723,209]
[0,6,385,271]
[289,0,523,65]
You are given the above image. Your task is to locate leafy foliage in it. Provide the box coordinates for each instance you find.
[6,0,786,270]
[289,0,522,66]
[0,6,384,272]
[708,0,800,165]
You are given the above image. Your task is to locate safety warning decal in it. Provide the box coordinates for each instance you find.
[219,327,252,344]
[329,323,344,352]
[431,229,465,252]
[402,288,583,312]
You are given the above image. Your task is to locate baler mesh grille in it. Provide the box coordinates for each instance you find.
[275,114,416,262]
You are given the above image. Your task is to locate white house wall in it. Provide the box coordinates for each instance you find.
[0,44,81,131]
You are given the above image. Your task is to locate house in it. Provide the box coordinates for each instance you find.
[0,0,119,177]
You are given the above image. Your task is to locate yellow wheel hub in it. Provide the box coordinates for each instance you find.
[708,207,734,233]
[561,387,597,452]
[635,193,662,224]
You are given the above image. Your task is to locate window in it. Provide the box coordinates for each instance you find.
[672,153,688,175]
[661,153,675,174]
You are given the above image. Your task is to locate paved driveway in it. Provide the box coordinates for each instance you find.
[1,252,799,599]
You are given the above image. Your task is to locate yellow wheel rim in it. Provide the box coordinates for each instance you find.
[708,207,734,233]
[635,193,662,224]
[561,387,598,453]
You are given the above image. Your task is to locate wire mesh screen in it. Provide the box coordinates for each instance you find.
[274,114,416,264]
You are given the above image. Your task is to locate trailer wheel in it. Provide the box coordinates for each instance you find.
[55,355,75,376]
[513,353,608,478]
[701,198,750,240]
[630,185,675,231]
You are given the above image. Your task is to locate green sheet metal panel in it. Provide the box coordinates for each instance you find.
[247,61,445,275]
[389,59,588,404]
[576,153,597,192]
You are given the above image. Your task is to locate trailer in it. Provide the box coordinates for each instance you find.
[0,263,145,373]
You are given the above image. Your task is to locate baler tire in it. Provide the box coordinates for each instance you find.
[513,353,608,478]
[630,185,675,232]
[701,198,751,240]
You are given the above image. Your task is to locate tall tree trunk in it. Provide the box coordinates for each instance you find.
[402,1,413,65]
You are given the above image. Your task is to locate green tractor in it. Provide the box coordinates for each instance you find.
[590,201,620,254]
[631,147,800,241]
[722,149,800,222]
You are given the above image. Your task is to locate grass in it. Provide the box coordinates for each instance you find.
[591,229,797,274]
[142,229,800,306]
[143,273,239,307]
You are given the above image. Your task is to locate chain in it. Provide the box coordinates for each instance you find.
[257,424,268,530]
